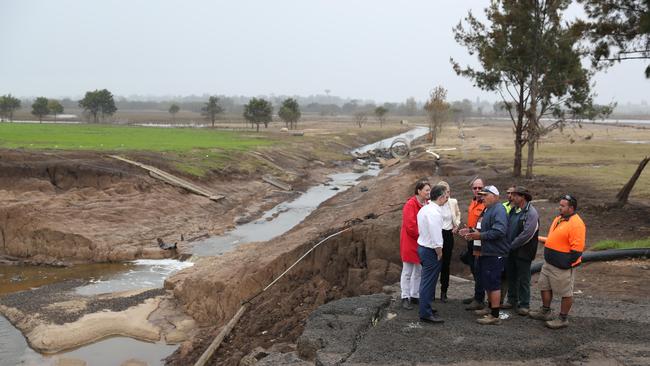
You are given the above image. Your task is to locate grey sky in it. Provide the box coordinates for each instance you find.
[1,0,648,104]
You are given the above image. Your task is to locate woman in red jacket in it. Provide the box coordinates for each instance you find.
[400,180,431,310]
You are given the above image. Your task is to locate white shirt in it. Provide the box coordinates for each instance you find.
[417,202,444,249]
[442,198,461,230]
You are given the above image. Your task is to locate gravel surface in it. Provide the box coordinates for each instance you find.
[273,279,650,365]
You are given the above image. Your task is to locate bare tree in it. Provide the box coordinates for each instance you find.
[354,111,368,128]
[423,86,450,145]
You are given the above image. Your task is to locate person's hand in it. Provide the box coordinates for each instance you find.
[458,227,470,236]
[465,231,480,241]
[452,225,459,234]
[435,247,443,259]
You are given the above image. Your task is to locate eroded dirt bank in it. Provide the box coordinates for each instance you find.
[0,144,356,264]
[165,155,650,365]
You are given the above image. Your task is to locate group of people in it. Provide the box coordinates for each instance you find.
[399,177,586,329]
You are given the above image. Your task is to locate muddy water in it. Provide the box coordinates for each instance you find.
[0,262,133,296]
[74,259,193,296]
[0,127,428,365]
[191,170,379,256]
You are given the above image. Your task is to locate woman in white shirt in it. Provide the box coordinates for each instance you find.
[437,181,461,302]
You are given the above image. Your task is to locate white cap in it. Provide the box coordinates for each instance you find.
[478,185,499,196]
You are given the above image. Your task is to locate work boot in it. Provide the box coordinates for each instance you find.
[476,314,501,325]
[545,317,569,329]
[440,292,448,303]
[465,300,485,311]
[501,302,514,310]
[529,307,554,321]
[516,307,530,316]
[462,297,474,304]
[401,298,413,310]
[474,308,490,316]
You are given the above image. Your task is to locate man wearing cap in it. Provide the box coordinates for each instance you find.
[462,178,486,309]
[529,194,586,329]
[502,186,539,316]
[463,185,509,325]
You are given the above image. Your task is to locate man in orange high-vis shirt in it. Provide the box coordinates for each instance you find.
[462,178,486,308]
[529,194,586,329]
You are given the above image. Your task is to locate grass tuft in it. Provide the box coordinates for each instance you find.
[591,238,650,251]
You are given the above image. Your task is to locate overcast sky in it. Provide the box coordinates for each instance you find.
[1,0,648,104]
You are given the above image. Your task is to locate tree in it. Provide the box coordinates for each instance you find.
[575,0,650,77]
[202,96,223,127]
[31,97,50,123]
[423,86,450,145]
[278,98,301,129]
[404,97,418,116]
[450,99,473,125]
[374,106,389,127]
[169,103,180,123]
[78,89,117,123]
[353,111,368,128]
[48,99,64,122]
[452,1,609,178]
[0,94,21,122]
[243,98,273,132]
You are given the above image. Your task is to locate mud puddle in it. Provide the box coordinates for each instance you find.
[0,262,134,296]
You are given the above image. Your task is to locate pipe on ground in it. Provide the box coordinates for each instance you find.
[531,248,650,274]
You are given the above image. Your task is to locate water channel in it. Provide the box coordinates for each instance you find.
[0,127,428,366]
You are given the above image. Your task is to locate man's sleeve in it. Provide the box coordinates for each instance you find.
[432,213,444,248]
[568,219,586,254]
[510,207,539,249]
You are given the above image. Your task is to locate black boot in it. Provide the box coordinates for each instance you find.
[441,292,448,303]
[401,298,413,310]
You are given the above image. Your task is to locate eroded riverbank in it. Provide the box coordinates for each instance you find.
[0,126,419,365]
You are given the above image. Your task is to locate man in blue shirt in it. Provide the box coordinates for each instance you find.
[464,185,509,325]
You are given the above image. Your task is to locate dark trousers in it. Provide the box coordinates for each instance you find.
[506,255,532,308]
[418,245,442,318]
[467,240,485,302]
[440,229,454,294]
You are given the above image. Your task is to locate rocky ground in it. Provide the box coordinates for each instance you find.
[254,275,650,366]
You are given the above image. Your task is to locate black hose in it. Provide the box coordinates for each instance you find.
[531,248,650,274]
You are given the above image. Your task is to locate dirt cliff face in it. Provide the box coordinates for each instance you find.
[0,150,330,264]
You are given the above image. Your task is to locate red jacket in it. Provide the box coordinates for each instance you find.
[400,196,424,263]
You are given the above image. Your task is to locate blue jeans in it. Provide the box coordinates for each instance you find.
[418,245,442,318]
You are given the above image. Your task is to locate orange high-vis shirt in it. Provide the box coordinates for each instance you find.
[467,199,485,229]
[545,214,586,266]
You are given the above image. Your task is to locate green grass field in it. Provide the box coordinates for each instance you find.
[0,123,273,152]
[591,238,650,250]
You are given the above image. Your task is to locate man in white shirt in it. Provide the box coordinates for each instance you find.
[417,184,449,323]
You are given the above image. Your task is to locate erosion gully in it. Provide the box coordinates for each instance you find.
[0,127,427,366]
